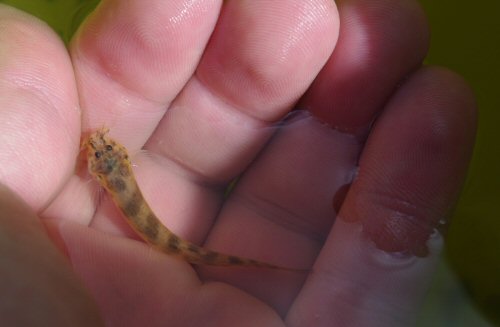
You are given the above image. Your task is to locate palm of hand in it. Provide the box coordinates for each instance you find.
[0,1,475,327]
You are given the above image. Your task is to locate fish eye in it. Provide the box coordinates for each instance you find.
[106,145,113,151]
[94,151,101,159]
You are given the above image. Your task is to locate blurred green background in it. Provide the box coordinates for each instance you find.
[418,1,499,326]
[0,0,99,43]
[0,0,497,325]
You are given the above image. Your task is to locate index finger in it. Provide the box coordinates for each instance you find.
[71,0,223,150]
[287,67,477,327]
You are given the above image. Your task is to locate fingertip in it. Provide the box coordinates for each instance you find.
[409,65,477,135]
[343,65,477,256]
[198,0,339,120]
[0,4,80,210]
[302,0,430,131]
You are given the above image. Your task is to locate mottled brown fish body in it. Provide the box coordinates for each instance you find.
[83,129,304,271]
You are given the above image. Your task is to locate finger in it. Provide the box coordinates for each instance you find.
[0,184,103,326]
[287,67,476,326]
[71,0,223,149]
[49,219,285,326]
[0,5,80,210]
[200,112,361,314]
[189,0,429,312]
[300,0,429,133]
[142,0,338,240]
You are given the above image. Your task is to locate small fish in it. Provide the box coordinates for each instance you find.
[83,128,305,271]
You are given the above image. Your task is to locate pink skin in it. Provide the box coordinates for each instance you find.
[0,0,476,326]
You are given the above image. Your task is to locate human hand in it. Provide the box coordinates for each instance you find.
[0,1,476,326]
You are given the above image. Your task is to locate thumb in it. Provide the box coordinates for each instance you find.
[0,183,103,326]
